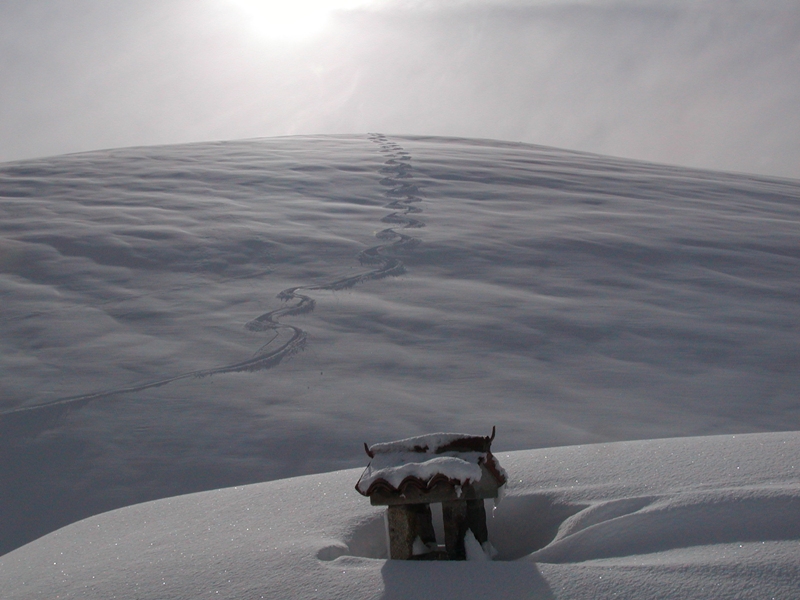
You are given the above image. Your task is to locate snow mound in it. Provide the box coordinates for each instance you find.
[1,431,798,599]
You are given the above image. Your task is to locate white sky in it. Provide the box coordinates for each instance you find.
[1,0,799,178]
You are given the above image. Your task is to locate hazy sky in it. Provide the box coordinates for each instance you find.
[1,0,799,178]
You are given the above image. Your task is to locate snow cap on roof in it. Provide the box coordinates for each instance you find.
[356,429,506,498]
[365,430,494,457]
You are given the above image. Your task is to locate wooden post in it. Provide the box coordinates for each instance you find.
[442,499,489,560]
[442,500,468,560]
[386,504,436,560]
[466,499,489,545]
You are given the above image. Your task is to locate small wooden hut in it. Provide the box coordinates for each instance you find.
[355,428,506,560]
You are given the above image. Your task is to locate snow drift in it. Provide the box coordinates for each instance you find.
[1,432,798,599]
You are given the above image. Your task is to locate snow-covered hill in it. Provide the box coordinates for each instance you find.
[1,134,799,562]
[2,431,798,599]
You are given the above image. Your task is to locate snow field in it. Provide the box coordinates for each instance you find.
[1,134,798,599]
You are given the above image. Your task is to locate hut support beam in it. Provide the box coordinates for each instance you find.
[443,499,488,560]
[386,504,436,560]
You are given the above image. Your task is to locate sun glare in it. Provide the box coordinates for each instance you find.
[227,0,373,41]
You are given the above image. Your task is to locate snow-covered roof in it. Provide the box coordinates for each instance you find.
[356,430,507,499]
[367,432,493,456]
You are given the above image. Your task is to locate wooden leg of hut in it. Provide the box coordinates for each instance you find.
[386,504,436,560]
[415,504,437,548]
[466,499,488,545]
[442,500,468,560]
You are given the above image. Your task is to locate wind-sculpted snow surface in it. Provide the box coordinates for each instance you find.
[0,135,799,556]
[1,432,798,599]
[0,134,422,414]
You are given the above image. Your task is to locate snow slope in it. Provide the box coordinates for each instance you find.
[1,431,798,599]
[1,134,799,556]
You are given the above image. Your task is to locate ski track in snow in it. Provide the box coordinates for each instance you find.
[0,134,423,417]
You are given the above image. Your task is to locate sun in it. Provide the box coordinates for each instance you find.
[226,0,373,42]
